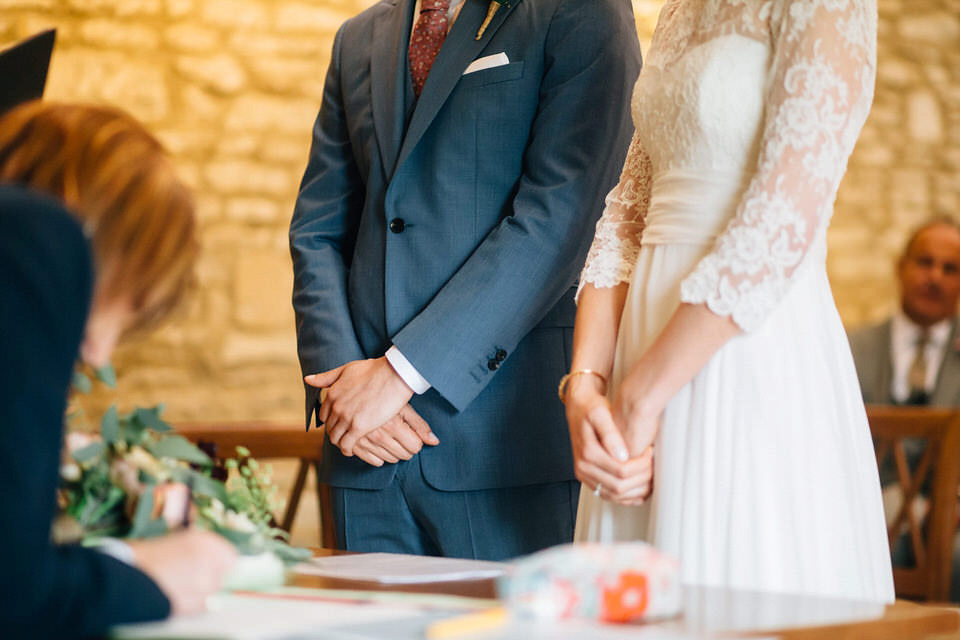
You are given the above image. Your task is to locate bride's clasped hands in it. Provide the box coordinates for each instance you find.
[563,372,656,507]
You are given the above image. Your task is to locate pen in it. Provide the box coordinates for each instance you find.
[425,606,509,639]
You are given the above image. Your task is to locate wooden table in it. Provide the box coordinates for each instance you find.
[290,550,959,639]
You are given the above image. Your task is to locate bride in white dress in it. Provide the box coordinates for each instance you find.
[562,0,894,601]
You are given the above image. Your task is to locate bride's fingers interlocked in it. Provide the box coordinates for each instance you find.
[577,459,651,501]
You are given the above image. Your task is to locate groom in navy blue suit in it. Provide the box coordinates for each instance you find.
[290,0,640,560]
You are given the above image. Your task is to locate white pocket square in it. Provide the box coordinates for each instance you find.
[463,52,509,75]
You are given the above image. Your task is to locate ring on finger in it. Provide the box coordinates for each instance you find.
[593,483,603,497]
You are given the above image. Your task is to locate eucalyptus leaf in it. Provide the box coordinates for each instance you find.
[71,371,92,394]
[101,406,119,444]
[129,487,169,538]
[133,407,171,433]
[130,484,156,535]
[269,541,312,564]
[147,435,211,465]
[212,526,255,550]
[122,413,147,445]
[180,469,228,504]
[94,364,117,388]
[85,486,126,528]
[72,441,106,466]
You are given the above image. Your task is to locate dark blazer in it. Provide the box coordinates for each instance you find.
[290,0,641,491]
[848,317,960,407]
[0,185,169,639]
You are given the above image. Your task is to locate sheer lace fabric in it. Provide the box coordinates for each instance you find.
[580,0,876,331]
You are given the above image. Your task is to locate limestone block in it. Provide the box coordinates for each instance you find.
[205,159,293,196]
[180,84,224,123]
[827,254,887,282]
[79,20,159,48]
[201,0,267,27]
[260,137,311,164]
[275,3,355,32]
[221,331,298,367]
[850,141,895,167]
[176,53,247,95]
[246,56,325,95]
[166,0,195,17]
[48,51,170,123]
[217,134,260,155]
[944,148,960,170]
[924,64,950,87]
[226,197,283,223]
[907,90,944,142]
[864,99,901,129]
[234,249,295,330]
[164,23,219,51]
[898,12,960,45]
[826,225,875,254]
[877,58,916,89]
[224,94,319,134]
[890,168,930,215]
[933,189,958,217]
[194,193,223,224]
[12,15,70,47]
[64,0,162,15]
[230,32,329,57]
[1,0,53,12]
[155,127,218,156]
[173,160,201,190]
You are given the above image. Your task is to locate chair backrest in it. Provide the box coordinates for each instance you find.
[175,422,335,549]
[867,406,960,601]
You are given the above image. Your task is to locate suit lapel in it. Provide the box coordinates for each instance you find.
[371,0,414,180]
[395,0,521,171]
[878,319,894,403]
[932,317,960,405]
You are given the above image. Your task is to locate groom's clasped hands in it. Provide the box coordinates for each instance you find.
[305,357,439,467]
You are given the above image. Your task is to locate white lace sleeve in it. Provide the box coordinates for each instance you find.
[680,0,876,331]
[578,131,652,299]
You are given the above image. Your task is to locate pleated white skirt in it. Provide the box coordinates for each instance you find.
[574,238,895,602]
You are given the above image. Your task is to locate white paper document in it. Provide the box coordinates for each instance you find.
[112,592,426,639]
[293,552,507,584]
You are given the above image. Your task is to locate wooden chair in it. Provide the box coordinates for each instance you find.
[866,406,960,601]
[175,422,336,549]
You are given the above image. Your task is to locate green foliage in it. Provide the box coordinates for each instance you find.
[147,435,211,466]
[60,364,310,564]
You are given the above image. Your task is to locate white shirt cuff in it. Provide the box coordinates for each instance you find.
[90,537,137,566]
[385,345,431,394]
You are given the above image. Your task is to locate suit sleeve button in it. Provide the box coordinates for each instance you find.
[389,218,406,233]
[487,359,499,371]
[495,349,507,361]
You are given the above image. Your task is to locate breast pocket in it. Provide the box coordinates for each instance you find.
[458,61,525,90]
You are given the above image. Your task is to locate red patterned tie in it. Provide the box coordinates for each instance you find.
[409,0,451,97]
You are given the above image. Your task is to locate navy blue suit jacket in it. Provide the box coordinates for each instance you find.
[0,186,169,638]
[290,0,641,491]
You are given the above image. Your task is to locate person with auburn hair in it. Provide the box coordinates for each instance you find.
[0,101,236,639]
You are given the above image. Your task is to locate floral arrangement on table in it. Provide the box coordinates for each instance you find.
[56,365,311,580]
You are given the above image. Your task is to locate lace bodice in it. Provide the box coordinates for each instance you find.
[580,0,877,331]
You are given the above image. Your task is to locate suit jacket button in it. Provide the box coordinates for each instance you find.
[495,349,507,362]
[389,218,406,233]
[487,359,499,371]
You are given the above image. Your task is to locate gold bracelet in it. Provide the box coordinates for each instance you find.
[557,369,607,402]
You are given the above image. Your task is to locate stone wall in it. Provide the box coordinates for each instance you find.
[1,0,956,422]
[830,0,960,327]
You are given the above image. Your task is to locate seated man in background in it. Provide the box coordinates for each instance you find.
[848,216,960,601]
[848,217,960,407]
